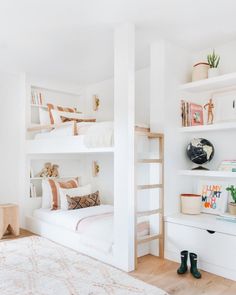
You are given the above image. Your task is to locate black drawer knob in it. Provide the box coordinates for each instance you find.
[207,230,215,234]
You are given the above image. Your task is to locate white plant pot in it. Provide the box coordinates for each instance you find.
[208,68,220,78]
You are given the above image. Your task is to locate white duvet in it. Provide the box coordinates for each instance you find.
[34,205,114,253]
[34,205,149,254]
[35,121,114,148]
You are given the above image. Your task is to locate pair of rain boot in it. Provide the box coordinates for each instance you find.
[177,250,201,279]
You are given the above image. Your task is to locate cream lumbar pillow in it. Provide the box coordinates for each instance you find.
[59,184,92,210]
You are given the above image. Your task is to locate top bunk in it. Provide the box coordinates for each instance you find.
[26,81,114,154]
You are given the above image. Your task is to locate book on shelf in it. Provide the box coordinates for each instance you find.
[218,160,236,172]
[181,100,203,127]
[31,91,44,106]
[217,213,236,223]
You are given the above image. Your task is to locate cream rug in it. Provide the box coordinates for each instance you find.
[0,236,168,295]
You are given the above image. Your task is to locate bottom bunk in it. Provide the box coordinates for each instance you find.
[26,205,150,268]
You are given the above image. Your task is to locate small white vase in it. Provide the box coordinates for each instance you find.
[208,68,220,78]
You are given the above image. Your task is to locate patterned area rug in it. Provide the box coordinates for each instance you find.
[0,236,168,295]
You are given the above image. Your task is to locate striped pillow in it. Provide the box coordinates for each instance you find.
[47,178,79,210]
[47,103,77,124]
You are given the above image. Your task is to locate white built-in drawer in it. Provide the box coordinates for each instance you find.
[165,221,236,272]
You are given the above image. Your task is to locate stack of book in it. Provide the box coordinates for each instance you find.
[181,100,203,127]
[218,160,236,172]
[30,183,37,198]
[31,91,44,105]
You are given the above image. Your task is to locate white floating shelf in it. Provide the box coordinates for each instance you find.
[179,122,236,133]
[178,170,236,178]
[30,176,78,180]
[180,72,236,93]
[31,104,48,109]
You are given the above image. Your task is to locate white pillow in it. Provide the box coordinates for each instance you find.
[41,179,51,209]
[39,108,51,125]
[51,109,85,124]
[59,184,92,210]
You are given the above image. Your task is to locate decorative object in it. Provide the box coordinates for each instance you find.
[180,194,201,215]
[93,94,100,111]
[213,90,236,123]
[198,180,228,214]
[189,103,204,126]
[92,161,100,177]
[0,204,19,239]
[226,185,236,215]
[38,162,60,178]
[192,62,210,81]
[207,50,220,78]
[186,138,215,170]
[0,236,167,295]
[204,98,214,124]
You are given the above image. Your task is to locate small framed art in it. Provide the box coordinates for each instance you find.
[189,103,203,126]
[198,180,228,215]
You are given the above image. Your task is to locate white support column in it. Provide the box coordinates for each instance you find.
[113,23,135,271]
[149,41,166,256]
[150,41,166,133]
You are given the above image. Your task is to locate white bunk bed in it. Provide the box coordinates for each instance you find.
[26,200,150,266]
[27,121,114,154]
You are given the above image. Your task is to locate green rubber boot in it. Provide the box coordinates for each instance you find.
[190,253,202,279]
[177,250,188,275]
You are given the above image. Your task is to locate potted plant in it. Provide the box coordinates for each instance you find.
[207,50,220,78]
[226,185,236,215]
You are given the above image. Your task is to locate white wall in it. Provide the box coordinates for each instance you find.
[84,67,150,125]
[0,72,24,205]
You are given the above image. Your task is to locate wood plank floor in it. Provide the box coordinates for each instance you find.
[131,255,236,295]
[0,228,32,242]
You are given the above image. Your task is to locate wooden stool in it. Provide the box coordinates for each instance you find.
[0,204,19,239]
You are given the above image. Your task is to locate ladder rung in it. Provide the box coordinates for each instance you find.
[138,159,163,163]
[137,209,161,217]
[137,184,163,190]
[135,126,150,133]
[148,133,163,139]
[137,234,162,244]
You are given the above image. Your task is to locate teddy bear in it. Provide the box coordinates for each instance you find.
[51,164,59,178]
[38,162,60,178]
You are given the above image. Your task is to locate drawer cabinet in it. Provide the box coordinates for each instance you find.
[165,221,236,280]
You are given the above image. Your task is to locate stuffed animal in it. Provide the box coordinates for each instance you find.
[51,164,59,178]
[39,162,52,178]
[38,162,60,178]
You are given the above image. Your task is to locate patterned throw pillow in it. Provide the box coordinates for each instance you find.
[60,116,96,123]
[66,191,100,210]
[47,103,77,124]
[47,178,79,210]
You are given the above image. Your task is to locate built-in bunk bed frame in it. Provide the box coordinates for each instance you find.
[22,24,165,272]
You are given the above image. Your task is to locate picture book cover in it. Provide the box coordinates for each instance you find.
[190,103,204,126]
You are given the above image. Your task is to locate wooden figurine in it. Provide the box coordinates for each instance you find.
[204,98,214,124]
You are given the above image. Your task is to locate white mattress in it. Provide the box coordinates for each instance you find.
[33,205,149,254]
[34,121,114,148]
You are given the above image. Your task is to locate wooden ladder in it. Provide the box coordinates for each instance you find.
[134,126,164,267]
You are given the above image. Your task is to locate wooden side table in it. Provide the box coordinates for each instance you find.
[0,204,19,239]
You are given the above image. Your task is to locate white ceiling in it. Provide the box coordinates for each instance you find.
[0,0,236,84]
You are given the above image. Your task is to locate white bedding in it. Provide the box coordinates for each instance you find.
[35,121,114,148]
[33,205,149,254]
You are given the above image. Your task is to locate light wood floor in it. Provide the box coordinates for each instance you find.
[2,231,236,294]
[0,228,32,242]
[131,255,236,295]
